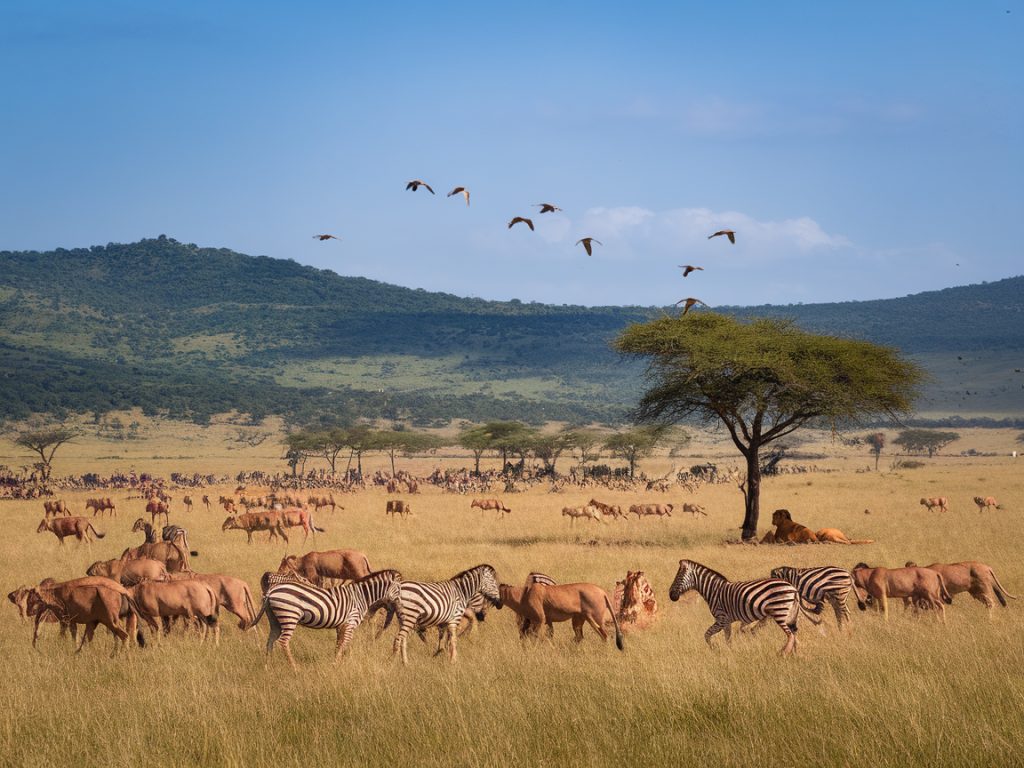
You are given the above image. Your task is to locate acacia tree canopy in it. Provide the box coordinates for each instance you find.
[892,429,960,458]
[614,313,927,540]
[12,428,81,478]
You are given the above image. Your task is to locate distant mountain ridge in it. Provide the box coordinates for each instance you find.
[1,236,1021,426]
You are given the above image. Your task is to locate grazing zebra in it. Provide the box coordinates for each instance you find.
[669,559,801,655]
[388,564,503,664]
[770,566,863,631]
[251,569,402,670]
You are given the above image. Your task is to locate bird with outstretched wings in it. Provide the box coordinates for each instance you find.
[405,180,434,194]
[509,217,534,231]
[708,230,735,243]
[312,235,341,241]
[534,204,562,213]
[678,265,703,277]
[676,298,707,315]
[448,187,470,205]
[576,238,602,256]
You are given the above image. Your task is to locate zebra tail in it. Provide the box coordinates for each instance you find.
[799,594,824,615]
[798,600,823,626]
[247,596,268,631]
[604,594,624,651]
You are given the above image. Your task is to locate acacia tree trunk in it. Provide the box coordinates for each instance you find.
[741,445,762,541]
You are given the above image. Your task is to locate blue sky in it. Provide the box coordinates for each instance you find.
[2,1,1021,307]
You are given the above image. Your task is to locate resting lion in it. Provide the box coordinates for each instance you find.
[768,509,819,543]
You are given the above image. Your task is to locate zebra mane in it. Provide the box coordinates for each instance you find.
[354,569,401,585]
[451,564,495,582]
[689,560,728,582]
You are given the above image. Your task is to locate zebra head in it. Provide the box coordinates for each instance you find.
[459,564,503,610]
[669,559,695,602]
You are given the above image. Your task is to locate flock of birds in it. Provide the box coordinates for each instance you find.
[312,181,740,313]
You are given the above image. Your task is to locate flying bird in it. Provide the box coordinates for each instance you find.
[678,265,704,277]
[533,204,562,213]
[708,230,736,243]
[676,298,708,315]
[576,238,602,256]
[312,235,341,241]
[405,180,434,194]
[509,217,534,231]
[448,187,470,206]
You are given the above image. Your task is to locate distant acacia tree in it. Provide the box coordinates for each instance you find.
[564,428,603,476]
[12,428,81,480]
[603,426,676,479]
[457,421,536,474]
[892,429,960,458]
[614,313,926,541]
[863,432,886,471]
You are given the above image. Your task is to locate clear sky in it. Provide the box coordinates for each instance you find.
[2,1,1021,308]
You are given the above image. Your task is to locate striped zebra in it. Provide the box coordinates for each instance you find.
[669,559,801,655]
[388,564,502,664]
[770,566,862,631]
[251,569,402,670]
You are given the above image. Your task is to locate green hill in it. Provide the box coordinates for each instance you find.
[1,236,1021,427]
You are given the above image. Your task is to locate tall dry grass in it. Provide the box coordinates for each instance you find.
[1,436,1022,767]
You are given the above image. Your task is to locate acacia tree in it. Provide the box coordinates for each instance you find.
[603,426,675,479]
[564,428,602,476]
[614,313,926,541]
[13,428,81,480]
[863,432,886,471]
[892,429,960,458]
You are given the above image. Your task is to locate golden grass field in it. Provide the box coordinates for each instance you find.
[1,417,1022,768]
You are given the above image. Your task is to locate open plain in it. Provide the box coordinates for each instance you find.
[1,420,1022,768]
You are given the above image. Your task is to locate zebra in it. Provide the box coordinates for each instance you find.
[386,564,503,664]
[251,569,402,670]
[770,566,863,631]
[669,559,802,655]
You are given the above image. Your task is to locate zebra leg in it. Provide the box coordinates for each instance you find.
[704,622,727,648]
[334,622,357,664]
[264,610,283,663]
[447,622,459,662]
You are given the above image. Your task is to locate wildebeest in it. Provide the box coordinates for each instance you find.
[277,550,372,588]
[25,577,143,653]
[386,499,411,518]
[85,497,117,517]
[920,497,949,513]
[973,496,1000,513]
[498,581,623,649]
[86,557,170,586]
[43,499,71,517]
[470,498,511,519]
[222,511,289,544]
[851,563,953,620]
[37,517,105,544]
[905,561,1016,619]
[130,579,220,645]
[629,503,673,520]
[562,505,603,524]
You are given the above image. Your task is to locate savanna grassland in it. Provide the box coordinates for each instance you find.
[1,422,1023,768]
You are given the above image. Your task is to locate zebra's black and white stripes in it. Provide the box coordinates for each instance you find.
[669,559,801,654]
[770,565,861,631]
[252,569,402,670]
[389,564,502,664]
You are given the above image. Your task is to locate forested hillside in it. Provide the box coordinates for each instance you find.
[1,236,1021,427]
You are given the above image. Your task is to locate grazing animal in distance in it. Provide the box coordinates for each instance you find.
[851,563,953,620]
[588,498,626,521]
[576,237,601,256]
[681,502,707,516]
[508,217,534,231]
[405,180,434,193]
[37,517,105,545]
[768,509,819,543]
[669,559,802,655]
[43,500,71,517]
[678,265,703,277]
[85,497,116,517]
[277,506,325,543]
[905,561,1016,619]
[221,511,289,544]
[708,229,736,243]
[384,564,503,665]
[386,499,411,518]
[252,570,403,670]
[770,566,860,632]
[470,498,511,519]
[447,186,470,205]
[629,503,673,520]
[146,499,170,526]
[182,496,194,513]
[534,203,562,213]
[920,497,949,513]
[676,298,707,315]
[562,505,603,524]
[312,234,341,241]
[973,496,1000,513]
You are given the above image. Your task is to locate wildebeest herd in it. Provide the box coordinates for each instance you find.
[10,491,1017,669]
